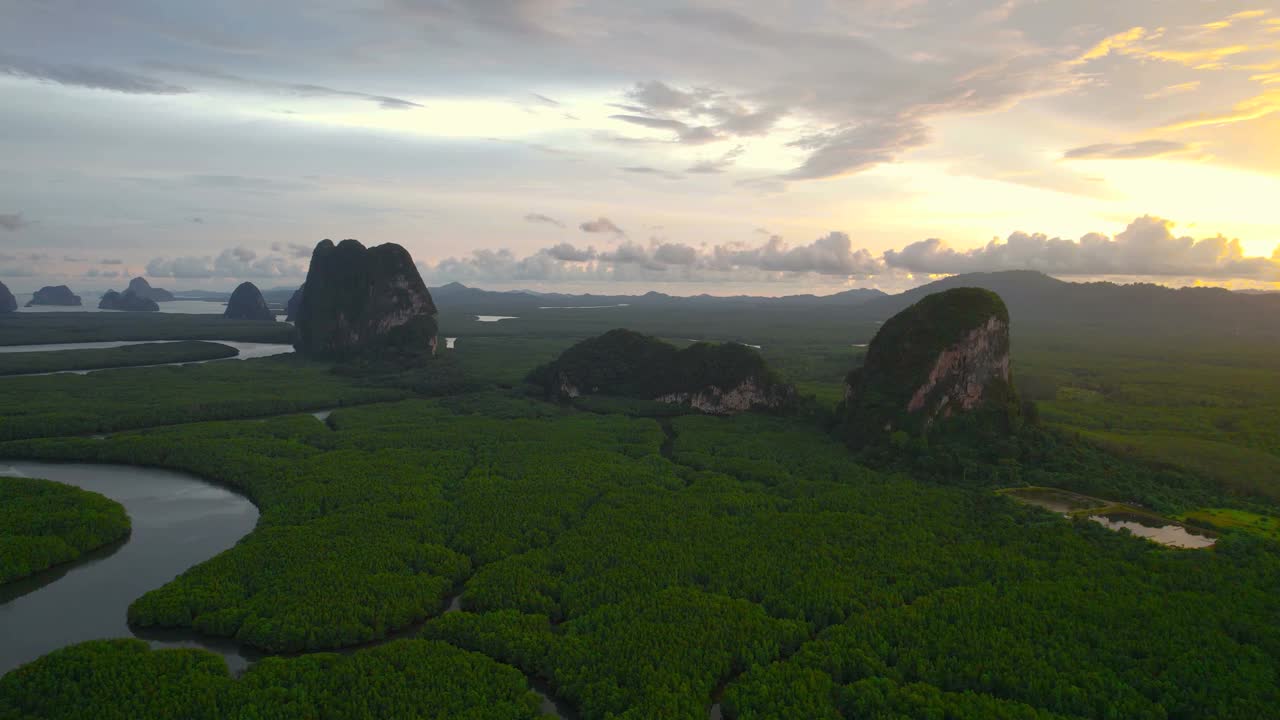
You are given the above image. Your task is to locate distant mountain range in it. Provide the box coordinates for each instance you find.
[167,272,1280,340]
[428,281,888,312]
[430,272,1280,340]
[850,271,1280,338]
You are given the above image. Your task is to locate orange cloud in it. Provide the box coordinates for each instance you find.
[1075,26,1148,63]
[1163,89,1280,130]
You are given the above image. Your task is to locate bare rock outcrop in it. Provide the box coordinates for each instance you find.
[285,285,304,322]
[843,287,1017,447]
[294,239,438,359]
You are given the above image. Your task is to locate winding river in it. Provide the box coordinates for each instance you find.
[0,461,260,676]
[0,460,576,717]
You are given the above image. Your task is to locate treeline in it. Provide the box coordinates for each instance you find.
[527,329,793,407]
[0,476,130,584]
[0,638,546,719]
[0,342,237,376]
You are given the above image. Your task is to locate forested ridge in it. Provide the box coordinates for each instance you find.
[1,390,1277,718]
[0,476,130,584]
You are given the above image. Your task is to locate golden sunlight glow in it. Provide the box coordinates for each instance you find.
[1162,88,1280,129]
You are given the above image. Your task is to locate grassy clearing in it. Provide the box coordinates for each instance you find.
[1073,430,1280,504]
[1179,508,1280,542]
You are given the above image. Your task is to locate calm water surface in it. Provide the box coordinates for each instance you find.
[0,462,259,675]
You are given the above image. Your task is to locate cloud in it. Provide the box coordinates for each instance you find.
[100,259,124,265]
[784,120,931,180]
[85,268,121,279]
[686,145,745,174]
[425,229,884,285]
[148,63,420,109]
[1063,140,1191,159]
[271,242,315,258]
[0,267,36,277]
[0,53,189,94]
[0,213,29,231]
[579,217,626,235]
[621,166,682,180]
[712,232,884,276]
[609,81,784,149]
[884,215,1280,279]
[652,242,698,266]
[146,247,305,280]
[1144,81,1201,100]
[530,93,560,106]
[610,114,720,145]
[1162,88,1280,131]
[524,212,565,228]
[545,242,595,262]
[63,255,87,262]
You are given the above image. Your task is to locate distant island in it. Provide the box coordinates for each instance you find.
[224,282,275,322]
[126,277,174,302]
[98,288,159,312]
[0,282,15,313]
[25,285,81,307]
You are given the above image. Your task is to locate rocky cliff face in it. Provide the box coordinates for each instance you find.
[127,277,174,302]
[99,289,159,312]
[285,286,304,322]
[0,282,16,313]
[843,287,1017,447]
[224,282,275,321]
[26,285,81,307]
[655,377,797,416]
[532,329,796,415]
[294,239,438,359]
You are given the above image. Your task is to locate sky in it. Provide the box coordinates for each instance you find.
[2,0,1279,295]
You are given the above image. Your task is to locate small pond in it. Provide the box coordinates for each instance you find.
[1088,512,1216,549]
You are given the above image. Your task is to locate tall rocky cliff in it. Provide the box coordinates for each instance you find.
[224,282,275,321]
[843,288,1017,447]
[0,282,16,313]
[294,239,438,359]
[530,329,796,415]
[285,285,304,322]
[26,285,81,307]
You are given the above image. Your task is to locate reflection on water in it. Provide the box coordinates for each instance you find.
[0,340,154,354]
[0,342,294,377]
[0,462,259,676]
[1089,512,1216,549]
[475,315,519,322]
